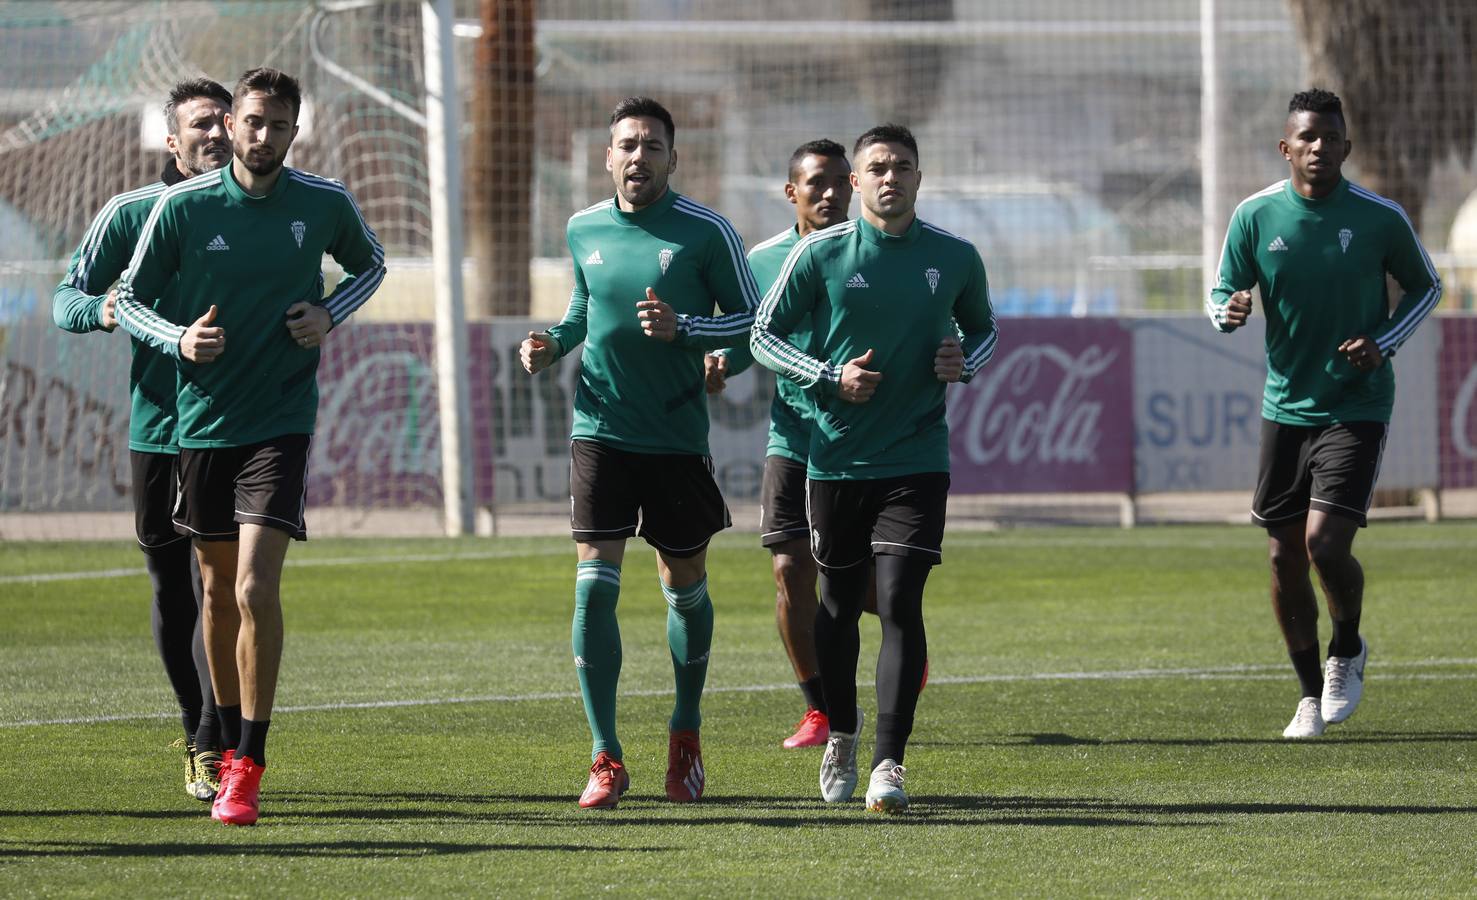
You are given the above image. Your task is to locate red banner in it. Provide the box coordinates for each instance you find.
[947,318,1135,493]
[1439,317,1477,488]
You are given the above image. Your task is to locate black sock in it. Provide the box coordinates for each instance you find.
[816,564,868,735]
[873,712,914,768]
[194,706,221,753]
[218,704,243,751]
[143,542,203,739]
[1289,645,1323,698]
[1329,618,1362,659]
[799,677,827,715]
[238,718,271,767]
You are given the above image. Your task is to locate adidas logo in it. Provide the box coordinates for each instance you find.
[206,234,229,252]
[1267,236,1288,252]
[845,272,869,288]
[585,250,604,265]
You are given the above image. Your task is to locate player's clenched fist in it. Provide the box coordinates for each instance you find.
[838,348,882,403]
[179,304,225,363]
[637,287,677,341]
[934,335,964,383]
[521,330,558,374]
[1224,289,1254,328]
[704,352,729,394]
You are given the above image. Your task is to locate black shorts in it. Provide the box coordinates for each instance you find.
[806,472,950,571]
[760,455,809,549]
[174,434,312,541]
[569,439,731,558]
[131,450,188,549]
[1252,419,1388,528]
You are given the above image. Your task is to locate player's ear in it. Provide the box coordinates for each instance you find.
[165,132,180,156]
[1278,138,1290,161]
[604,145,614,173]
[224,111,236,139]
[850,170,860,189]
[667,147,677,174]
[1343,139,1352,159]
[784,182,797,205]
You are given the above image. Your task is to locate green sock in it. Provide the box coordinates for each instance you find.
[663,575,713,732]
[573,560,623,760]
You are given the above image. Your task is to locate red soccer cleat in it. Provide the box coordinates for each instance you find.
[216,755,264,826]
[665,729,704,802]
[782,708,831,749]
[578,752,629,810]
[209,750,236,822]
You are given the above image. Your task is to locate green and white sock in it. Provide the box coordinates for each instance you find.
[573,560,623,760]
[663,575,713,732]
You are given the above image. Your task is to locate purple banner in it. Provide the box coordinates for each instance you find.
[1439,317,1477,489]
[948,318,1134,493]
[309,322,496,507]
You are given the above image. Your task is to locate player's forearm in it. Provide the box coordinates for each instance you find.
[115,292,183,358]
[1204,293,1241,333]
[675,309,755,352]
[51,284,103,333]
[321,262,387,327]
[1373,278,1441,357]
[960,325,998,382]
[750,325,837,395]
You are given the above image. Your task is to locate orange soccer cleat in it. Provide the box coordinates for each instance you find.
[782,708,831,749]
[665,729,704,802]
[209,750,237,821]
[578,752,630,810]
[215,755,264,826]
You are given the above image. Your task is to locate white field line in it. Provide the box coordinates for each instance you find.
[7,534,1475,585]
[6,658,1476,728]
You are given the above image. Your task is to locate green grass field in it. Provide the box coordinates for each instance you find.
[2,524,1475,896]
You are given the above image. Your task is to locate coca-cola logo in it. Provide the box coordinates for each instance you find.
[1451,361,1477,460]
[312,350,440,503]
[950,343,1117,466]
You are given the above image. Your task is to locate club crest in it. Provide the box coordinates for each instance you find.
[659,247,674,274]
[1339,228,1353,254]
[291,220,306,249]
[925,267,940,295]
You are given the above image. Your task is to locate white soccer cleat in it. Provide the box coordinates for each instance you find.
[1322,637,1367,724]
[819,707,864,803]
[1282,696,1326,738]
[865,759,908,814]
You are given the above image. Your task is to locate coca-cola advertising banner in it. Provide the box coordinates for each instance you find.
[1439,317,1477,488]
[946,319,1135,493]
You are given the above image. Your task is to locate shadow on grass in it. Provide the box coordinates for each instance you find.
[947,730,1477,748]
[0,839,664,859]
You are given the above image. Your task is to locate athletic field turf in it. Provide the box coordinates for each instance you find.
[3,524,1474,896]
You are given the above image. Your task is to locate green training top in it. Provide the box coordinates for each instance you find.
[1207,178,1441,425]
[546,188,760,456]
[52,159,189,453]
[751,214,998,480]
[115,164,386,449]
[714,226,815,462]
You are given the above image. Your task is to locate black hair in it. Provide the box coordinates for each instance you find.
[853,124,919,164]
[1288,88,1344,121]
[609,97,675,144]
[787,139,849,182]
[164,78,232,136]
[232,67,303,121]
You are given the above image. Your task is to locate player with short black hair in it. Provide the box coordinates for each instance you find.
[52,76,234,803]
[116,66,386,825]
[520,96,759,810]
[705,137,860,749]
[1207,88,1440,738]
[753,124,997,813]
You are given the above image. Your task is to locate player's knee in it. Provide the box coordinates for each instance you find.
[234,574,280,617]
[1267,539,1309,578]
[772,554,816,602]
[1305,528,1353,573]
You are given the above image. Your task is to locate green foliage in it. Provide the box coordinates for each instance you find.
[2,525,1475,895]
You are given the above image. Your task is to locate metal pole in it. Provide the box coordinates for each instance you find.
[422,0,474,536]
[1200,0,1224,294]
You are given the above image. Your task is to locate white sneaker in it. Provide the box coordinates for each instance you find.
[1282,696,1326,738]
[1322,637,1367,724]
[865,759,908,814]
[819,707,864,802]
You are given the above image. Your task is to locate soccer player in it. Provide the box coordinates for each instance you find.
[519,97,759,810]
[51,78,234,803]
[115,67,386,824]
[703,139,857,749]
[752,124,997,813]
[1207,89,1439,739]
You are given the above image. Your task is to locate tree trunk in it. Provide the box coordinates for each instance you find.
[467,0,535,317]
[1285,0,1476,228]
